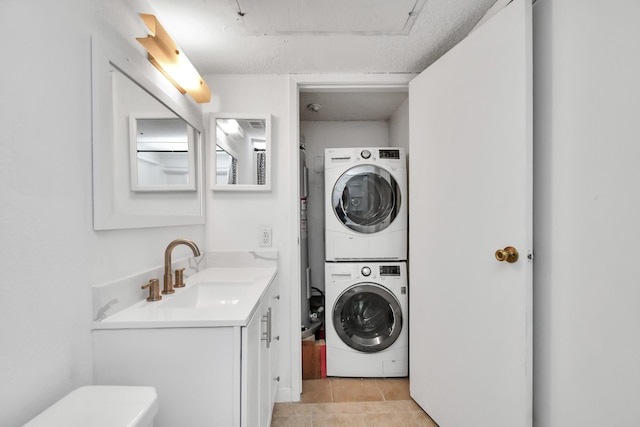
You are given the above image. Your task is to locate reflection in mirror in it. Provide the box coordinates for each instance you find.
[211,114,271,191]
[216,146,237,184]
[130,115,196,191]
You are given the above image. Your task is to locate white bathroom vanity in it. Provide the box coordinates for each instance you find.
[93,258,279,427]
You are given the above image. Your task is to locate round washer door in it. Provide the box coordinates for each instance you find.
[332,165,401,234]
[332,283,403,353]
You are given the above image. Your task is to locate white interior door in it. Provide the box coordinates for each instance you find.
[408,1,532,426]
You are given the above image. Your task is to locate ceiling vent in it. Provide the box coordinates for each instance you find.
[237,0,427,35]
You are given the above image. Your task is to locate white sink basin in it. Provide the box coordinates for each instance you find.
[158,281,252,309]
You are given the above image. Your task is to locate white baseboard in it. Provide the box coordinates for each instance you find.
[275,387,300,403]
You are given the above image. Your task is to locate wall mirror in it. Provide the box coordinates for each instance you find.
[129,114,196,192]
[92,36,205,230]
[210,113,272,191]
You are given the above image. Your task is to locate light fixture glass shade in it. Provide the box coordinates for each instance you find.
[137,14,211,103]
[217,119,244,140]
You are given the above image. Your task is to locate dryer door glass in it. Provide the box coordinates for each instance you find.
[332,165,400,233]
[333,283,403,353]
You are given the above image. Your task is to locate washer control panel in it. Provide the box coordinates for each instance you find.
[379,149,401,159]
[327,262,406,283]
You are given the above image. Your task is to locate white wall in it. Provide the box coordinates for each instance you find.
[299,121,391,292]
[202,81,407,400]
[0,1,205,425]
[201,74,295,398]
[390,98,410,154]
[533,1,640,425]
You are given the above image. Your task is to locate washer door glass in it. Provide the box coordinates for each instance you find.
[333,283,403,353]
[332,165,400,234]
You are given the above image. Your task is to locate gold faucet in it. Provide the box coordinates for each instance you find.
[142,279,162,301]
[163,239,201,294]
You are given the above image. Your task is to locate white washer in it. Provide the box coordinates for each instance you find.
[325,147,407,261]
[325,261,408,377]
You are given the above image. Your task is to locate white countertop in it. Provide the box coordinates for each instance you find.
[93,266,277,329]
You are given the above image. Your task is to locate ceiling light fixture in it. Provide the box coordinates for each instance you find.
[136,14,211,103]
[217,119,244,140]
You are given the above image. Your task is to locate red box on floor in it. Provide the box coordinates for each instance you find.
[302,338,326,379]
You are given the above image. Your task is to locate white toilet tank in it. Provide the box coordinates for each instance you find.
[24,385,158,427]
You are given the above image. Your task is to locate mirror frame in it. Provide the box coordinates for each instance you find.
[91,36,205,230]
[209,112,272,192]
[129,113,197,192]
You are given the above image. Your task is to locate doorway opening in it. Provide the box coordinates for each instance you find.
[289,76,411,400]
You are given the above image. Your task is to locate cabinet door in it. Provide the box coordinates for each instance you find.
[242,301,263,427]
[242,280,280,427]
[259,305,271,427]
[94,328,238,427]
[269,287,280,407]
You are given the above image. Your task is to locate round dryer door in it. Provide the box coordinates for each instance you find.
[332,283,403,353]
[332,165,401,234]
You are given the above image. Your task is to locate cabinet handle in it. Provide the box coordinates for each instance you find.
[274,376,280,382]
[273,294,280,300]
[261,307,272,348]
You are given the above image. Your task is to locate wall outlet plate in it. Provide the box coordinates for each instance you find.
[260,227,272,247]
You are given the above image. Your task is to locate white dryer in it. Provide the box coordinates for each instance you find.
[325,261,408,377]
[324,147,407,261]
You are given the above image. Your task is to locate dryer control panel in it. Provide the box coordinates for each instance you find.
[380,265,401,276]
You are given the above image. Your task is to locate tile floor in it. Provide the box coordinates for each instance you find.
[272,377,438,426]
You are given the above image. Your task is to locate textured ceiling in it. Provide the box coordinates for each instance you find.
[114,0,505,121]
[299,91,408,121]
[145,0,499,75]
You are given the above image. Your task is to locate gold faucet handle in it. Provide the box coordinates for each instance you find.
[142,278,162,301]
[174,268,186,288]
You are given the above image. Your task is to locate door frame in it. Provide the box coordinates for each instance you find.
[286,74,412,400]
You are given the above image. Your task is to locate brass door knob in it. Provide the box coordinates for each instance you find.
[495,246,519,263]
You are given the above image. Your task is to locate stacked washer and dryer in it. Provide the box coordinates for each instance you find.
[324,147,408,378]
